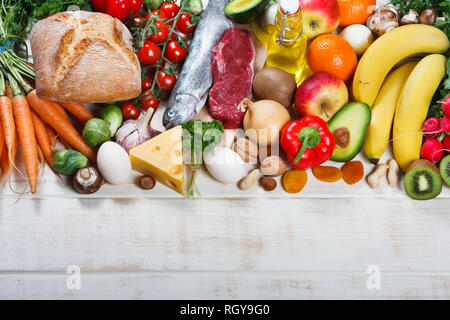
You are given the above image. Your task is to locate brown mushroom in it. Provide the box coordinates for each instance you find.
[400,9,419,25]
[367,6,399,36]
[73,167,103,194]
[419,8,437,25]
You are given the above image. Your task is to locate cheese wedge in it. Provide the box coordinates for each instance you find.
[129,126,185,195]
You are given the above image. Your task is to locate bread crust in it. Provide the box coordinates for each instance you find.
[30,11,141,103]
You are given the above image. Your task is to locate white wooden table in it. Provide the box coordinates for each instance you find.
[1,0,449,300]
[0,197,449,299]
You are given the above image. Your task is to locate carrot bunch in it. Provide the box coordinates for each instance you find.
[0,68,95,194]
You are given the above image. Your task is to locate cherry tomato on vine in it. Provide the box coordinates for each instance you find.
[169,32,178,41]
[165,40,186,63]
[139,91,160,111]
[103,0,131,21]
[176,12,195,35]
[157,72,176,91]
[121,102,141,120]
[138,41,162,65]
[149,21,169,43]
[134,15,146,26]
[146,10,168,20]
[141,75,154,91]
[90,0,106,10]
[160,2,180,19]
[129,0,142,14]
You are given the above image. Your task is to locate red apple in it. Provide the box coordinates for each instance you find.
[295,73,348,122]
[299,0,340,40]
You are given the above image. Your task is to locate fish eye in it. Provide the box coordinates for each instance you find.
[168,111,175,118]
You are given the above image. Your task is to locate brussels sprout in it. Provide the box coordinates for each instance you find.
[182,0,203,15]
[143,0,163,11]
[101,104,123,136]
[53,150,88,176]
[83,118,111,148]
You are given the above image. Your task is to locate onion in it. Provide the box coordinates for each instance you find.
[242,99,291,147]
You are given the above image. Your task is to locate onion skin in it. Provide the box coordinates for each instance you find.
[243,99,291,147]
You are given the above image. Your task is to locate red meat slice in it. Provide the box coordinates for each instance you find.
[209,29,255,129]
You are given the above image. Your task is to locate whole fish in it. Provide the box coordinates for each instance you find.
[163,0,232,129]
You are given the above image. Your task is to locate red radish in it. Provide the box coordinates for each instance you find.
[423,117,441,137]
[442,96,450,117]
[443,135,450,151]
[421,139,444,162]
[440,116,450,133]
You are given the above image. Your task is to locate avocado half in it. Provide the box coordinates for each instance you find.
[224,0,270,24]
[327,102,372,162]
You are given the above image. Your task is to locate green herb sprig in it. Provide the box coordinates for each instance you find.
[182,120,224,197]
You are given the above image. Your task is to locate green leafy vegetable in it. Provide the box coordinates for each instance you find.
[391,0,450,38]
[0,0,92,45]
[82,118,111,148]
[182,120,224,197]
[182,120,224,169]
[53,150,88,176]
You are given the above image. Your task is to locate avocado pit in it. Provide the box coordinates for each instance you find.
[333,127,350,149]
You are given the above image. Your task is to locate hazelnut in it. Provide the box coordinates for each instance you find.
[233,138,258,163]
[139,175,156,190]
[333,128,350,149]
[260,155,287,177]
[260,177,277,191]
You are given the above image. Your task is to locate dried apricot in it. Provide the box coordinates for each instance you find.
[342,161,364,185]
[282,170,308,194]
[312,166,343,183]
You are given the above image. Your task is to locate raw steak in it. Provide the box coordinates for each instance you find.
[209,29,255,129]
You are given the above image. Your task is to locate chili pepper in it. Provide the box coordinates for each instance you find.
[281,116,335,170]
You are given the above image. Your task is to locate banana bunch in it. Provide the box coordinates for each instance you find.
[354,24,449,170]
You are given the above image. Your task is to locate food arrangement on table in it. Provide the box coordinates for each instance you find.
[0,0,449,200]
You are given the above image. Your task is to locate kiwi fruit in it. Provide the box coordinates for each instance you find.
[440,155,450,187]
[404,160,442,200]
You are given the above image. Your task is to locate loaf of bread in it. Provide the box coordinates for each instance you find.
[30,11,141,103]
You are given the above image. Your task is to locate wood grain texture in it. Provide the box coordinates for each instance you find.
[1,199,449,277]
[0,273,448,300]
[0,0,448,301]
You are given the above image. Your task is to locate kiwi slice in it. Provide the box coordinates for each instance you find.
[440,155,450,187]
[404,160,442,200]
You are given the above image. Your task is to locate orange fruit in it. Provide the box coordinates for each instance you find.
[307,34,357,81]
[337,0,376,27]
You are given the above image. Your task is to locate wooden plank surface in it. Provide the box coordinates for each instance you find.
[0,198,449,299]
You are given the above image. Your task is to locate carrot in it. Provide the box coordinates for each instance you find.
[60,102,94,124]
[51,103,74,148]
[0,141,8,178]
[0,96,15,162]
[13,95,38,194]
[31,110,53,169]
[37,144,44,168]
[0,121,3,162]
[53,102,70,120]
[27,90,97,162]
[45,123,57,148]
[0,136,18,182]
[5,82,13,100]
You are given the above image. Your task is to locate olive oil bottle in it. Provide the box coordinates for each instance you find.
[265,0,309,86]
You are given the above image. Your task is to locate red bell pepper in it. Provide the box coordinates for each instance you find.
[281,116,335,170]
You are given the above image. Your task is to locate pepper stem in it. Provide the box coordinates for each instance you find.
[293,126,321,164]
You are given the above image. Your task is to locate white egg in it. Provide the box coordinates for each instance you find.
[97,141,132,185]
[204,147,254,184]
